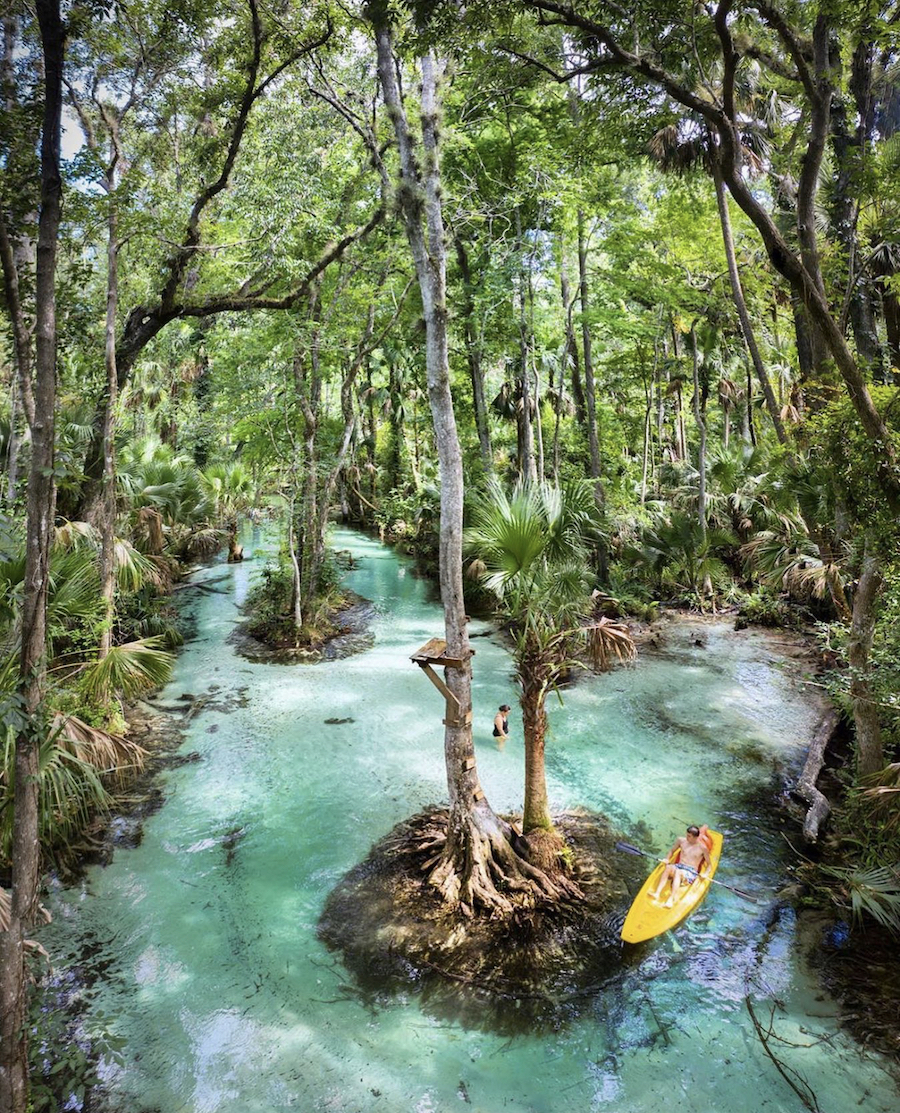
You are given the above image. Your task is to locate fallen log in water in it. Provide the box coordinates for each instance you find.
[792,709,840,843]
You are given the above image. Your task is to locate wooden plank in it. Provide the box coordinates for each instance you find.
[410,637,447,662]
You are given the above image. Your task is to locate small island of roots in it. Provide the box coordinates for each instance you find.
[318,807,646,1034]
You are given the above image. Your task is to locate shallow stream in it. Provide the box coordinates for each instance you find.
[43,529,898,1112]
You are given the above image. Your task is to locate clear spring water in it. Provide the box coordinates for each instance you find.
[42,528,898,1112]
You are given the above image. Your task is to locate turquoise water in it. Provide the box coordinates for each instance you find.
[43,529,897,1112]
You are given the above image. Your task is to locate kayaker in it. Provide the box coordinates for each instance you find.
[650,825,711,907]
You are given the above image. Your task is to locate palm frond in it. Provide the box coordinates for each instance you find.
[79,637,175,700]
[820,862,900,932]
[51,713,146,778]
[584,616,637,672]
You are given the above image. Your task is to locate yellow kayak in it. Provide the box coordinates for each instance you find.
[621,829,724,943]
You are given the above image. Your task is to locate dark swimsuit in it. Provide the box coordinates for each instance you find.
[493,718,507,737]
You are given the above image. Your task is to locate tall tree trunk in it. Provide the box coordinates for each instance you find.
[295,287,322,615]
[577,212,603,495]
[522,673,551,833]
[849,546,884,780]
[552,336,564,483]
[711,155,787,444]
[576,212,608,577]
[0,3,63,1109]
[364,363,378,506]
[560,261,585,427]
[690,326,707,539]
[745,361,756,446]
[374,26,571,913]
[515,214,536,483]
[533,364,544,480]
[454,236,492,472]
[309,301,377,592]
[873,254,900,378]
[98,148,120,662]
[829,36,887,382]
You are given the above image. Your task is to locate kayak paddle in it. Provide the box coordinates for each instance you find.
[615,840,758,903]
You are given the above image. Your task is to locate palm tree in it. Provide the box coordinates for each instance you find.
[466,479,635,849]
[201,461,253,561]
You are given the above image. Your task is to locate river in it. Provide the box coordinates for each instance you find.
[42,528,898,1112]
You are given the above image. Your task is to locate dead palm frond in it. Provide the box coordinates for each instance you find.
[584,616,637,672]
[54,519,100,550]
[134,506,166,554]
[862,763,900,830]
[51,713,146,779]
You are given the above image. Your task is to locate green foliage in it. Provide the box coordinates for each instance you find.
[0,723,108,868]
[737,589,793,628]
[816,862,900,933]
[79,638,175,702]
[624,508,736,602]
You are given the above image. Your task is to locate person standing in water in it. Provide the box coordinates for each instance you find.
[650,825,711,907]
[492,704,511,747]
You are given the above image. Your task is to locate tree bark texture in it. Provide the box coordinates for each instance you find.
[690,326,707,538]
[520,650,553,834]
[0,3,63,1109]
[454,237,493,472]
[560,263,586,427]
[577,211,603,495]
[711,156,787,444]
[848,547,885,779]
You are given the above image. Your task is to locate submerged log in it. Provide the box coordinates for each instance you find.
[793,709,840,843]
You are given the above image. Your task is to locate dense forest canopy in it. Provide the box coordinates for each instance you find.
[2,0,900,1107]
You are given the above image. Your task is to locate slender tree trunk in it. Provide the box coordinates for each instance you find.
[515,216,536,482]
[552,339,564,483]
[522,678,552,833]
[712,156,787,444]
[830,37,886,382]
[454,237,492,472]
[5,382,19,504]
[287,500,302,641]
[577,211,603,499]
[874,255,900,378]
[690,326,707,539]
[849,546,884,779]
[374,28,572,913]
[387,360,404,490]
[745,361,756,446]
[295,287,322,613]
[364,363,378,505]
[98,154,119,661]
[560,262,585,427]
[533,364,544,480]
[0,3,63,1108]
[309,303,376,590]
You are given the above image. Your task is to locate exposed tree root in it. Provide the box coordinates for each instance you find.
[423,804,582,917]
[318,806,641,1035]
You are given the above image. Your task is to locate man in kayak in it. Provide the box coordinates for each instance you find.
[650,825,711,907]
